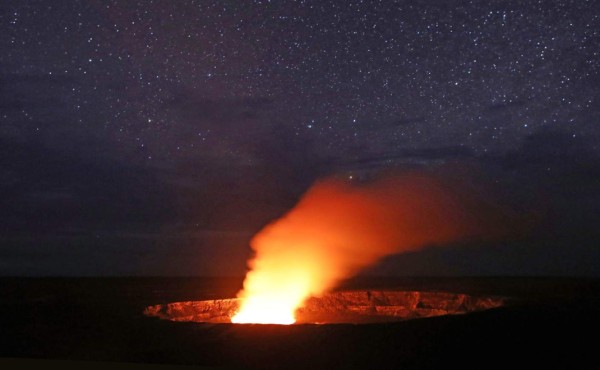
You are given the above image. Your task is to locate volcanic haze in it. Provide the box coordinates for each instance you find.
[232,171,516,324]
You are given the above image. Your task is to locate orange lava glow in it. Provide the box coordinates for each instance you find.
[231,172,510,324]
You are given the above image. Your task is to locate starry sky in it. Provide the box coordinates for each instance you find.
[1,0,599,276]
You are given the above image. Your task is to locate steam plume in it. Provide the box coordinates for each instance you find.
[232,171,514,323]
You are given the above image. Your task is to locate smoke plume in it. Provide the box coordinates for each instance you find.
[232,171,516,323]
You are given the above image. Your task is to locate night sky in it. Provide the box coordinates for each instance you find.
[1,0,599,276]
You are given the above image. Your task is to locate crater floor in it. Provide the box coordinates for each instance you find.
[144,290,506,324]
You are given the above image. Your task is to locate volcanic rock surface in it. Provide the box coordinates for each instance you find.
[144,290,505,324]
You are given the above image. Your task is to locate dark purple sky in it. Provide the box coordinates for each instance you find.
[1,0,599,276]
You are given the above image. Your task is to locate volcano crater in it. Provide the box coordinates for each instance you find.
[144,290,505,324]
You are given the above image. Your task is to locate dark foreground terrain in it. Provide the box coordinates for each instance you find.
[0,277,598,369]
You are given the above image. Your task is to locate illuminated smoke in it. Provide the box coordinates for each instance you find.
[232,171,512,324]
